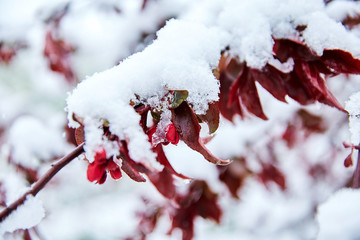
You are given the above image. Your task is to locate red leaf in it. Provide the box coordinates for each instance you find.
[0,43,16,64]
[294,60,344,110]
[120,157,147,182]
[135,104,150,131]
[170,180,221,240]
[198,103,220,134]
[218,59,245,121]
[227,65,244,107]
[44,31,76,84]
[282,124,297,147]
[109,167,122,180]
[285,71,313,105]
[121,160,147,182]
[147,168,176,199]
[132,199,163,239]
[258,163,286,190]
[172,102,230,165]
[217,157,251,199]
[107,160,122,180]
[237,66,268,120]
[222,63,268,120]
[251,64,288,102]
[153,144,189,179]
[119,142,147,182]
[297,109,327,133]
[342,14,360,29]
[98,172,107,184]
[321,49,360,74]
[344,152,353,168]
[23,229,32,240]
[273,39,318,62]
[87,162,106,183]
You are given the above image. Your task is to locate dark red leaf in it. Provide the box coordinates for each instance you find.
[23,229,32,240]
[321,49,360,74]
[131,198,163,239]
[273,39,318,62]
[250,64,288,102]
[237,67,268,120]
[135,104,150,132]
[119,142,148,182]
[170,180,222,240]
[299,61,330,95]
[258,163,286,190]
[282,124,297,147]
[120,157,147,182]
[198,103,220,134]
[44,31,76,84]
[121,161,147,182]
[297,109,327,133]
[172,102,230,165]
[313,60,334,74]
[217,157,251,199]
[153,144,189,179]
[344,152,354,168]
[147,168,176,199]
[222,63,268,120]
[285,71,313,105]
[218,58,245,121]
[294,60,344,110]
[0,43,16,64]
[342,14,360,29]
[227,65,244,107]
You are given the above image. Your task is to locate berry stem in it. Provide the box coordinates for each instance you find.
[0,143,84,223]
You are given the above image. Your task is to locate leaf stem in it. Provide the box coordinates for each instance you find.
[0,143,84,223]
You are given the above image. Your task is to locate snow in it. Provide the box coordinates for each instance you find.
[0,195,45,235]
[317,188,360,240]
[217,0,274,68]
[8,115,68,168]
[326,1,360,22]
[66,0,360,167]
[66,19,226,164]
[345,91,360,144]
[303,12,360,56]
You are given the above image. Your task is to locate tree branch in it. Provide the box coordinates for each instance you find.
[0,143,85,223]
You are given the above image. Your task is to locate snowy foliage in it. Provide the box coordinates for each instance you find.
[2,0,360,239]
[0,196,45,235]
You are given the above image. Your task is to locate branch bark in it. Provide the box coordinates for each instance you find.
[0,143,84,223]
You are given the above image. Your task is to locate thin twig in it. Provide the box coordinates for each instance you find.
[0,143,84,223]
[353,147,360,188]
